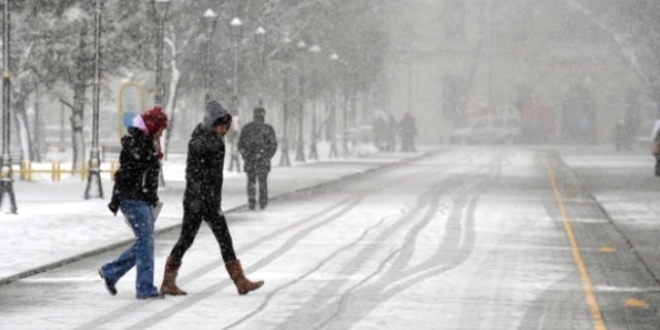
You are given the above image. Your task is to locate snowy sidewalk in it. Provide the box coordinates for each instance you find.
[0,148,436,284]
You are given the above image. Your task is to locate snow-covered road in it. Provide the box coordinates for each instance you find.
[2,146,660,329]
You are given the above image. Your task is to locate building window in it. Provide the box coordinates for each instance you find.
[444,0,465,40]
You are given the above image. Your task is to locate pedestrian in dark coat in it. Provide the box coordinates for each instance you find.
[238,107,278,210]
[399,112,418,152]
[160,100,264,296]
[99,105,168,300]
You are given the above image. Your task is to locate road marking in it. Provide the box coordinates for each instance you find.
[598,246,616,253]
[571,218,609,224]
[595,286,660,293]
[625,299,649,309]
[545,161,607,330]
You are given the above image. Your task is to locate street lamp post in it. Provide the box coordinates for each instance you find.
[153,0,170,188]
[255,26,266,106]
[308,44,321,160]
[84,0,103,200]
[203,8,217,103]
[295,40,306,163]
[328,52,339,159]
[228,17,242,172]
[279,37,292,167]
[153,0,170,105]
[341,64,349,158]
[0,0,16,213]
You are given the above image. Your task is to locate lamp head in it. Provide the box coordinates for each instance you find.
[230,17,243,27]
[203,8,217,20]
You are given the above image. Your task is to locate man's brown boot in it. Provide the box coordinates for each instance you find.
[225,259,264,295]
[160,257,187,296]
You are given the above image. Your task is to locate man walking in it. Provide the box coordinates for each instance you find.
[399,112,418,152]
[238,107,278,210]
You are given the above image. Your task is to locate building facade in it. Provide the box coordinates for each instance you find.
[384,0,646,144]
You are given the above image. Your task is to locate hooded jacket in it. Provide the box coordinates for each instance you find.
[238,108,278,173]
[108,127,161,214]
[183,101,232,212]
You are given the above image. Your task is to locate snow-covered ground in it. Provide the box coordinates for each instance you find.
[0,143,433,283]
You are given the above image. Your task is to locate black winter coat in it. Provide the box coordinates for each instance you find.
[183,124,226,212]
[108,127,161,215]
[238,119,277,173]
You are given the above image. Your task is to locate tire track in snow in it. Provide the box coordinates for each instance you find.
[270,155,500,330]
[111,151,475,330]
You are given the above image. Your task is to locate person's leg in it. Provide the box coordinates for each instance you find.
[169,203,204,261]
[247,171,257,210]
[161,204,203,296]
[258,171,268,209]
[205,210,263,295]
[204,210,236,262]
[100,201,142,291]
[100,247,136,288]
[127,201,159,298]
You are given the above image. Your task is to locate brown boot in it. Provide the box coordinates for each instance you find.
[160,257,187,296]
[225,259,264,295]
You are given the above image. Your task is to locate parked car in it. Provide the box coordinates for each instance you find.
[449,115,523,144]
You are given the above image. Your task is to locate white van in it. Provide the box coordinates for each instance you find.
[449,115,522,144]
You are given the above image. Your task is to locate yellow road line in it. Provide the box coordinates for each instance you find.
[545,160,607,330]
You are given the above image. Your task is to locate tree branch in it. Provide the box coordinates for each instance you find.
[59,98,74,110]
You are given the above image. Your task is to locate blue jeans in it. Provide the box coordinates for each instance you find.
[100,200,158,298]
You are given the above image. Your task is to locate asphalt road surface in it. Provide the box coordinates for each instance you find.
[2,146,659,330]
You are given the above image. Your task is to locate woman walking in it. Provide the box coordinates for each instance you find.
[99,106,168,300]
[160,100,263,296]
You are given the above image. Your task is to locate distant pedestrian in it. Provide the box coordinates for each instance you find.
[238,107,278,210]
[99,105,168,300]
[159,100,264,296]
[614,119,626,152]
[399,112,418,152]
[386,113,397,152]
[651,115,660,176]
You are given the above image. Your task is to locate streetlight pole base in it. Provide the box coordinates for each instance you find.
[279,143,291,167]
[0,173,17,214]
[84,149,104,199]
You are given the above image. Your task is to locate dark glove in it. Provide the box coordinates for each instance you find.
[108,199,120,216]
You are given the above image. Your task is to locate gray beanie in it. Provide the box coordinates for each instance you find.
[203,100,232,129]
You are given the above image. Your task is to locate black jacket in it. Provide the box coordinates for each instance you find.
[238,114,277,173]
[183,103,231,212]
[108,127,161,215]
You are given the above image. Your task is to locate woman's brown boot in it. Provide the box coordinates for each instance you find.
[160,257,187,296]
[225,259,264,295]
